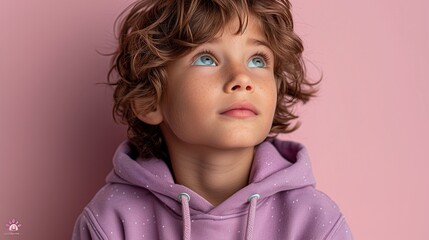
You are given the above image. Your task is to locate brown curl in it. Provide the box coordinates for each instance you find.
[107,0,321,159]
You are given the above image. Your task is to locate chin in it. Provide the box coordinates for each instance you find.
[212,134,267,150]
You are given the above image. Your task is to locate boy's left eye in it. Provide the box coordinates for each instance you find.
[248,56,266,68]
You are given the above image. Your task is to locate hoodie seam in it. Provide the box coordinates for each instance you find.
[83,207,108,240]
[203,196,269,220]
[163,195,270,221]
[323,214,345,240]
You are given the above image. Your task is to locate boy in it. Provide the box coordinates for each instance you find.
[73,0,353,239]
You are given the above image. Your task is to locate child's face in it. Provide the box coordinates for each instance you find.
[158,15,277,150]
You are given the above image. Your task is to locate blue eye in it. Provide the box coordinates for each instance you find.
[192,55,216,66]
[248,56,266,68]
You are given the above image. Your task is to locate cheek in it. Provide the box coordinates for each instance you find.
[161,85,214,137]
[261,79,278,130]
[172,82,212,112]
[262,78,278,110]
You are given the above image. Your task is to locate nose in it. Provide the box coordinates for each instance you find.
[224,66,254,93]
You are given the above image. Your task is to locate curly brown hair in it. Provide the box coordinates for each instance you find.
[108,0,320,159]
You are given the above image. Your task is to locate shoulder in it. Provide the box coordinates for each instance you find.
[286,186,341,213]
[277,186,353,239]
[73,183,155,240]
[87,183,153,213]
[85,183,157,223]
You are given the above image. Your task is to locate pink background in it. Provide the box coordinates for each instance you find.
[1,0,428,239]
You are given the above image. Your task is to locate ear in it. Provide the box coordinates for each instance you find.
[132,99,163,125]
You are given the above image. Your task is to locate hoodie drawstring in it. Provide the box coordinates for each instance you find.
[178,193,191,240]
[246,194,260,240]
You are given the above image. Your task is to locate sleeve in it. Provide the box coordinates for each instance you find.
[325,215,354,240]
[72,208,108,240]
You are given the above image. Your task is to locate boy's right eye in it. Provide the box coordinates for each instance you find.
[192,55,217,66]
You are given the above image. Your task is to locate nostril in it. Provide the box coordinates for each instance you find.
[232,85,240,91]
[246,86,252,91]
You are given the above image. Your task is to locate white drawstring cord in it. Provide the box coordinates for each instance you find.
[178,193,191,240]
[246,194,260,240]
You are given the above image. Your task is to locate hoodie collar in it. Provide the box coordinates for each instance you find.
[106,138,316,215]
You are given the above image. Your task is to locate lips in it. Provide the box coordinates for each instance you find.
[220,102,258,118]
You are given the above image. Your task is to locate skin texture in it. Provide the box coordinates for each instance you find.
[137,15,277,206]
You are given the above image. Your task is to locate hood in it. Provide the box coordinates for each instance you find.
[106,138,316,216]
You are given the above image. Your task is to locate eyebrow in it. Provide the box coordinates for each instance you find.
[206,37,270,48]
[247,38,270,49]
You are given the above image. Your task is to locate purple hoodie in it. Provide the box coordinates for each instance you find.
[73,138,353,239]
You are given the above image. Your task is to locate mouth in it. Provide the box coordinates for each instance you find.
[220,102,258,118]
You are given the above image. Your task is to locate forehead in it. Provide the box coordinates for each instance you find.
[207,14,268,45]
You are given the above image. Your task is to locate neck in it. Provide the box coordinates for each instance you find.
[168,145,254,206]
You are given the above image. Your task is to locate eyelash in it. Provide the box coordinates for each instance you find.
[193,49,218,64]
[193,49,271,66]
[253,51,271,66]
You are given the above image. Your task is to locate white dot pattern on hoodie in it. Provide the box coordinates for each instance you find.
[72,139,353,240]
